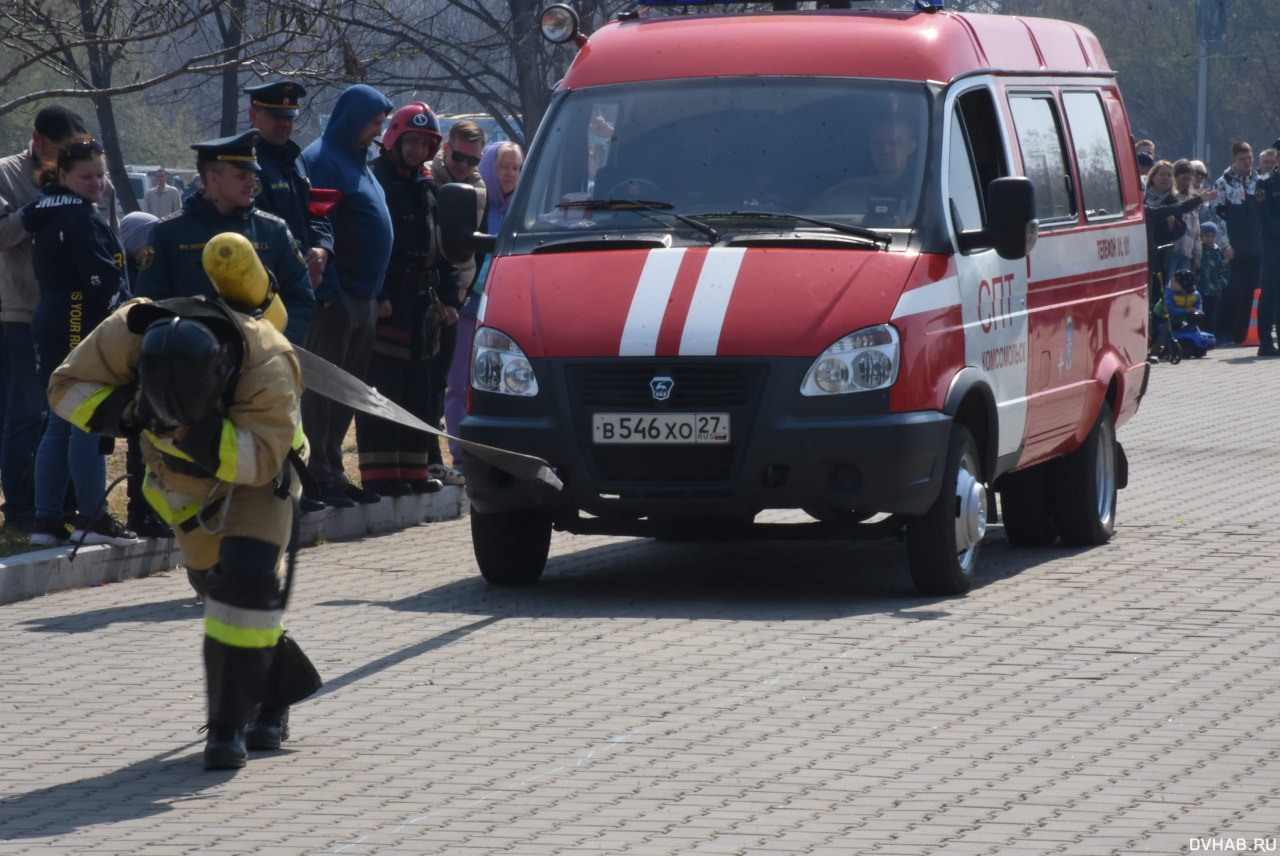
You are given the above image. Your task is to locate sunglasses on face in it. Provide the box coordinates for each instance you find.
[450,150,481,168]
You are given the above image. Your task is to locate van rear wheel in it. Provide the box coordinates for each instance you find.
[906,424,984,596]
[470,506,552,585]
[999,463,1058,547]
[1053,403,1117,547]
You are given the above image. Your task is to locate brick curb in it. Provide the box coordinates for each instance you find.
[0,485,465,605]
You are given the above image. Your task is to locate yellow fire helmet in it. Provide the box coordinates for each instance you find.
[201,231,287,333]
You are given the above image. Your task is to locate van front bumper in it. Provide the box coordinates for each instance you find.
[459,357,952,523]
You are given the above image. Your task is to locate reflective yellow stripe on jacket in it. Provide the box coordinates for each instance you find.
[66,383,117,432]
[216,420,258,484]
[204,598,284,649]
[139,467,203,525]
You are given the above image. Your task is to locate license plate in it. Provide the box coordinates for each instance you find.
[592,413,731,444]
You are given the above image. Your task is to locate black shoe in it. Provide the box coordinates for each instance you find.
[72,514,138,547]
[203,724,247,770]
[244,707,290,751]
[343,483,381,504]
[407,478,444,494]
[28,517,70,548]
[366,479,413,497]
[320,487,356,509]
[1258,347,1280,357]
[299,495,326,513]
[128,510,172,539]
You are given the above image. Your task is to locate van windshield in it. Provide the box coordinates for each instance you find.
[512,78,930,246]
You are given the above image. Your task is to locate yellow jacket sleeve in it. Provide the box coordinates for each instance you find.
[49,298,147,435]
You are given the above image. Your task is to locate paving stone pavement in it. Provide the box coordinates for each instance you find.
[2,348,1279,855]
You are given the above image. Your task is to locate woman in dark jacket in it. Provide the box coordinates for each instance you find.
[20,135,135,547]
[1144,160,1212,307]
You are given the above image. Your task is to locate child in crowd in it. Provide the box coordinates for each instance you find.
[1162,269,1204,332]
[1197,221,1230,341]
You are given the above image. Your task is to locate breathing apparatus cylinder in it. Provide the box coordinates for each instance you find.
[201,231,287,333]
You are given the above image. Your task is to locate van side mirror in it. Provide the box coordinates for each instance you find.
[439,182,496,264]
[956,176,1039,260]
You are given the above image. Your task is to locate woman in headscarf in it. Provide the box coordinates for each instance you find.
[443,141,523,467]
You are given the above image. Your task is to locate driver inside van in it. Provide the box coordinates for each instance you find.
[810,114,920,225]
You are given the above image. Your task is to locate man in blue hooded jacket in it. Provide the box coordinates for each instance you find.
[300,84,394,508]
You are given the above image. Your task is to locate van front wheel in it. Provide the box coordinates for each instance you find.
[906,424,985,596]
[470,506,552,586]
[1052,403,1117,547]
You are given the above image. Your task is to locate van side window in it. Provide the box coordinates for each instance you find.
[947,88,1009,248]
[1009,95,1077,225]
[947,88,1008,239]
[1061,91,1123,220]
[947,111,983,234]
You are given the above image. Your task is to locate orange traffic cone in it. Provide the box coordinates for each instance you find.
[1244,288,1261,346]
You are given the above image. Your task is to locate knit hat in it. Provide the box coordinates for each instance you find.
[119,211,159,258]
[34,106,88,143]
[1200,221,1217,235]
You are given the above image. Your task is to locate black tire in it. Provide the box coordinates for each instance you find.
[1052,403,1118,547]
[906,424,985,596]
[999,463,1058,547]
[470,506,552,586]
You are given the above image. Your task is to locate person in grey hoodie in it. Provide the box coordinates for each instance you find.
[299,84,394,508]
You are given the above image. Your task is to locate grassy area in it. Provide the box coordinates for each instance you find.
[0,425,398,561]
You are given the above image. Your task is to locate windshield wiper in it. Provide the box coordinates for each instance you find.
[556,198,719,243]
[690,211,892,247]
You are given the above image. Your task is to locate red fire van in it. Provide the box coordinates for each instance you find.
[441,1,1149,595]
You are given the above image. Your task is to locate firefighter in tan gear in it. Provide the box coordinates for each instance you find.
[48,233,321,771]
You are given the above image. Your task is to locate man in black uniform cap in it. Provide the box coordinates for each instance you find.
[245,81,334,290]
[136,130,314,346]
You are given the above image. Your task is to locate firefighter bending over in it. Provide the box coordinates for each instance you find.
[48,232,322,771]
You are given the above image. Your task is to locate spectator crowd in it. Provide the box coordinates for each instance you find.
[0,85,523,547]
[1138,136,1280,357]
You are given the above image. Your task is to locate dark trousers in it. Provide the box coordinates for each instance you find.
[1227,254,1262,345]
[356,329,433,483]
[1,322,43,524]
[299,291,377,491]
[1259,251,1280,351]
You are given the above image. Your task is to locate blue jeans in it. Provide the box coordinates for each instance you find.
[33,411,106,521]
[1,323,44,524]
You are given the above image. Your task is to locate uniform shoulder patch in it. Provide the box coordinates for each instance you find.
[138,245,155,271]
[252,209,285,226]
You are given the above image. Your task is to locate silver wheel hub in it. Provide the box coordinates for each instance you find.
[955,459,986,557]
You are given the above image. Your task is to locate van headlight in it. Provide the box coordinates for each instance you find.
[471,327,539,397]
[800,325,900,396]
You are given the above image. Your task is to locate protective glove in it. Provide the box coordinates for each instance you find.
[172,411,226,476]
